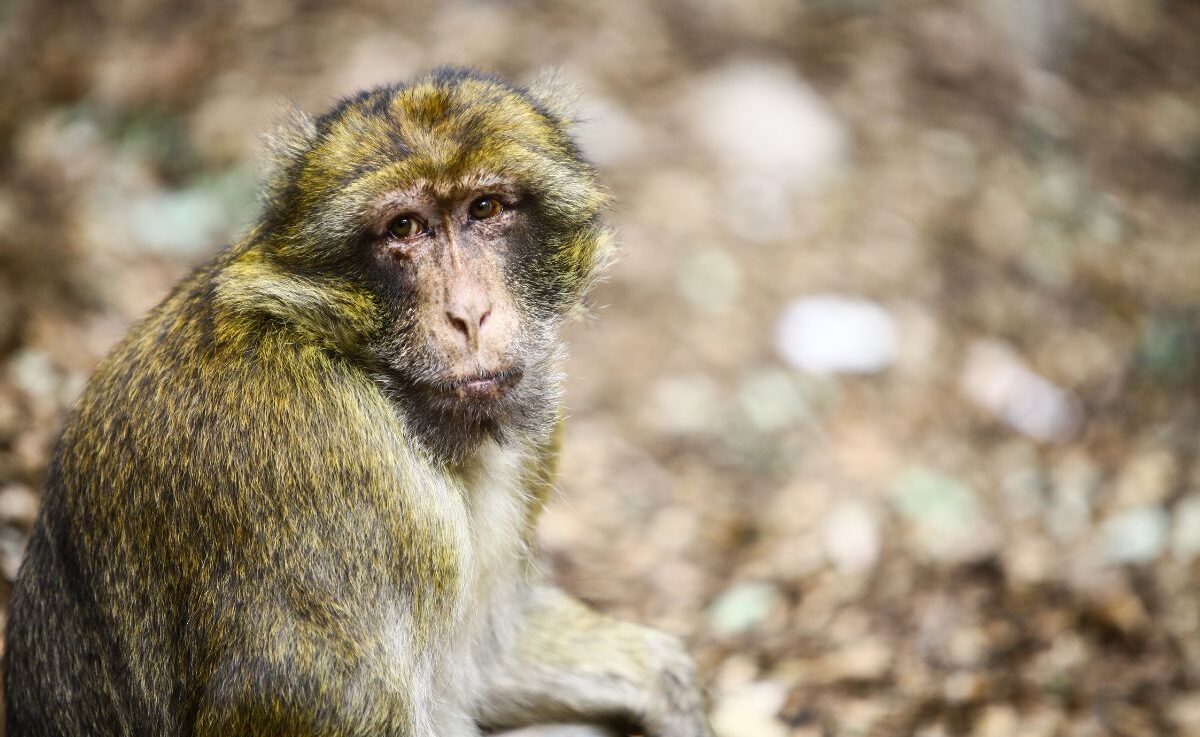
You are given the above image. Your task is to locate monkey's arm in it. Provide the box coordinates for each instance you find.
[479,586,714,737]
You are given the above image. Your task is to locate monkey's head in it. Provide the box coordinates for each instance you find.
[218,69,612,461]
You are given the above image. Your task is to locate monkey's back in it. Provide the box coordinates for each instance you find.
[4,259,466,736]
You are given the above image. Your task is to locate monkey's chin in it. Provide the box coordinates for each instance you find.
[378,363,548,463]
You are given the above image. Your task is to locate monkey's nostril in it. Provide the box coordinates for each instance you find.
[446,306,492,341]
[448,313,471,337]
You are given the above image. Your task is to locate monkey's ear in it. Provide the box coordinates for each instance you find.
[525,69,581,128]
[260,105,317,212]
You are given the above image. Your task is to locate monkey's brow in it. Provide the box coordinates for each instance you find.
[365,177,522,214]
[366,173,521,203]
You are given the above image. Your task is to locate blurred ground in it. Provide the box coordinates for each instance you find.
[2,1,1200,735]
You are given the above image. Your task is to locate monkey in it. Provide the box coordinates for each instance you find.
[3,68,714,737]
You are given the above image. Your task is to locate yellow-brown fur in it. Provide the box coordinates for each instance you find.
[4,68,709,737]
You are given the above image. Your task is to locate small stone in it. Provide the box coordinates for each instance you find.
[1019,707,1064,737]
[891,468,979,533]
[999,464,1043,522]
[961,339,1081,443]
[776,295,897,375]
[7,350,60,405]
[736,370,810,434]
[822,499,881,574]
[1137,315,1198,386]
[645,374,721,436]
[714,655,760,691]
[1100,505,1169,565]
[1003,535,1055,584]
[1029,633,1086,689]
[707,582,782,636]
[683,59,846,192]
[711,681,790,737]
[126,167,257,257]
[973,705,1020,737]
[1111,449,1177,509]
[823,636,893,682]
[1093,582,1149,634]
[1047,453,1098,542]
[836,698,889,735]
[892,470,993,564]
[1167,693,1200,732]
[0,485,39,526]
[919,128,978,198]
[677,249,742,315]
[944,670,988,702]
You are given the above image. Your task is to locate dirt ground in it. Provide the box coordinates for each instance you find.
[2,1,1200,735]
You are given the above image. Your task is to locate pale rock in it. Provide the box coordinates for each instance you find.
[1003,534,1055,584]
[677,248,742,315]
[1047,453,1097,542]
[919,128,978,198]
[776,295,897,375]
[822,499,881,574]
[8,349,59,402]
[0,485,39,526]
[973,705,1020,737]
[1019,707,1064,737]
[891,468,995,562]
[711,680,790,737]
[981,0,1073,64]
[961,339,1082,443]
[683,59,847,242]
[126,168,257,257]
[707,582,782,636]
[999,464,1043,522]
[824,637,893,681]
[944,671,987,703]
[646,374,721,436]
[1111,449,1177,509]
[684,59,846,192]
[736,370,810,434]
[836,698,890,735]
[1100,505,1169,565]
[1168,692,1200,733]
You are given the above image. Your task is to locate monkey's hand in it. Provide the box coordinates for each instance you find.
[478,586,714,737]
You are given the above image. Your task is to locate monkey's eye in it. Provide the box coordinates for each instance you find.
[387,214,427,240]
[469,196,503,220]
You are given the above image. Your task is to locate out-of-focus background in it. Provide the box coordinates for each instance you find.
[2,0,1199,734]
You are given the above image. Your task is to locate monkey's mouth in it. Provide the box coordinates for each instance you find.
[438,368,523,401]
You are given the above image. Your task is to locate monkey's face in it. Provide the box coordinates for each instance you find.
[364,178,558,453]
[264,71,611,459]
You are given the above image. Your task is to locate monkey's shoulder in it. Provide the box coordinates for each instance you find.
[53,292,403,512]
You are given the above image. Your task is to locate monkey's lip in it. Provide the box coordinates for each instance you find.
[440,368,523,400]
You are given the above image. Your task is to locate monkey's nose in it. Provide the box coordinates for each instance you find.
[446,304,492,347]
